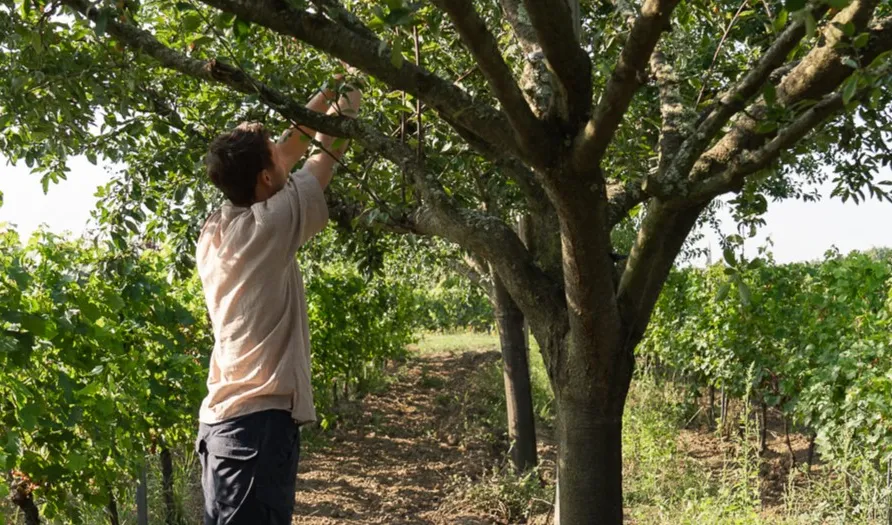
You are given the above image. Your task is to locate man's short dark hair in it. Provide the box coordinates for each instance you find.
[205,122,274,207]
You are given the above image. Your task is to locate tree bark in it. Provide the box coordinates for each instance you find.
[492,273,538,473]
[554,393,626,524]
[161,447,178,525]
[12,482,41,525]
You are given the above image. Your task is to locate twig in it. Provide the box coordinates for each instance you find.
[697,0,750,105]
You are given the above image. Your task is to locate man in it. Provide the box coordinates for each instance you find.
[194,75,362,525]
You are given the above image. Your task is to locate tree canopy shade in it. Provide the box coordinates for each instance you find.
[2,0,892,521]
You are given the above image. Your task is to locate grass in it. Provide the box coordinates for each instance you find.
[412,330,500,354]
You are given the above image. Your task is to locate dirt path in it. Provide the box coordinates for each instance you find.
[292,351,508,524]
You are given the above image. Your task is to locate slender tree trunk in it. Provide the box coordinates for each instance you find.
[12,482,40,525]
[708,385,716,430]
[760,401,768,454]
[784,416,796,467]
[807,431,817,472]
[107,487,121,525]
[492,273,538,472]
[161,447,178,525]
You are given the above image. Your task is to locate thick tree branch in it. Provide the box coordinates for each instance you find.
[61,0,566,340]
[650,49,691,174]
[195,0,523,159]
[573,0,680,171]
[309,0,377,41]
[685,92,846,201]
[607,179,647,228]
[432,0,548,164]
[498,0,553,117]
[521,0,593,124]
[616,202,704,348]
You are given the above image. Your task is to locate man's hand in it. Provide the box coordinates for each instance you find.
[303,84,361,191]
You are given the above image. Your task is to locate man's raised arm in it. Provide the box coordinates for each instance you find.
[303,84,362,191]
[273,79,340,174]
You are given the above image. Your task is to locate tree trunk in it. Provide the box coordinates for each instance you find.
[806,431,817,472]
[708,385,716,430]
[161,447,178,525]
[12,482,40,525]
[554,396,625,524]
[760,401,768,454]
[107,487,120,525]
[492,273,538,473]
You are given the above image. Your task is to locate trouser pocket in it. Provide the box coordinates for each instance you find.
[200,424,260,525]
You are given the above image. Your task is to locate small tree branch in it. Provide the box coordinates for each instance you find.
[196,0,522,158]
[573,0,680,171]
[432,0,548,164]
[521,0,593,124]
[497,0,553,118]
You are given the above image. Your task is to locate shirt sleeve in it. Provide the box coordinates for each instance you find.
[254,170,329,259]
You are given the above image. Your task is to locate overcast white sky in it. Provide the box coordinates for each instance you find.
[1,156,890,263]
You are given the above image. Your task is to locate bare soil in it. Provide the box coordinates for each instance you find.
[293,351,513,524]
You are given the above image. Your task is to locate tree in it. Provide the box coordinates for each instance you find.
[2,0,892,521]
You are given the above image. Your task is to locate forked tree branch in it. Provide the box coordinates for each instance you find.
[195,0,522,158]
[521,0,593,124]
[573,0,680,171]
[432,0,549,165]
[616,6,892,341]
[650,5,827,196]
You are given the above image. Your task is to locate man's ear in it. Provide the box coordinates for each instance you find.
[258,170,273,188]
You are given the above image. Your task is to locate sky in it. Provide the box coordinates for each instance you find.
[1,155,891,263]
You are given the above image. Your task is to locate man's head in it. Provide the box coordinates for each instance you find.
[205,122,287,207]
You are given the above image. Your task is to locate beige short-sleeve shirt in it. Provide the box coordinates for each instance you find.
[196,170,328,425]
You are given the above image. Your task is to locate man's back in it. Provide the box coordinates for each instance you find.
[196,171,328,425]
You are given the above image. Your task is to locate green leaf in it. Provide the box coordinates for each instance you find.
[826,0,852,9]
[853,33,869,49]
[738,280,752,306]
[723,248,737,266]
[842,75,858,104]
[66,452,87,472]
[763,84,777,106]
[756,120,779,134]
[785,0,806,11]
[773,10,789,32]
[183,12,203,33]
[20,315,47,337]
[805,12,817,39]
[716,282,731,301]
[331,137,347,150]
[18,403,39,431]
[175,1,196,10]
[0,189,4,208]
[390,39,404,69]
[80,301,102,322]
[94,10,109,37]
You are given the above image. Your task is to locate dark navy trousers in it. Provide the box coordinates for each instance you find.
[196,409,301,525]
